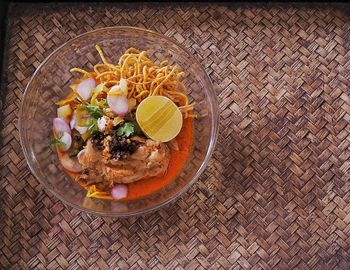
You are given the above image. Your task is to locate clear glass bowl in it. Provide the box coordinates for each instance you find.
[19,26,218,217]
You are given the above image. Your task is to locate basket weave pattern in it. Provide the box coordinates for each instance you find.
[0,3,349,269]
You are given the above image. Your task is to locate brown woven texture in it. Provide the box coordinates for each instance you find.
[1,2,350,270]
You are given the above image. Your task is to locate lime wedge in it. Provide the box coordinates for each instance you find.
[136,96,183,142]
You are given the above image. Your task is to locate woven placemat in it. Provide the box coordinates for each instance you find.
[1,3,350,269]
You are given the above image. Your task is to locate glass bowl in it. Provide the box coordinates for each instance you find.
[19,26,218,217]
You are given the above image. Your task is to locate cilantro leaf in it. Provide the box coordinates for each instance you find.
[86,105,103,118]
[50,137,65,150]
[116,122,134,137]
[88,117,99,134]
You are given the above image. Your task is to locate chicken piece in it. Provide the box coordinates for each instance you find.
[77,141,101,165]
[77,138,170,184]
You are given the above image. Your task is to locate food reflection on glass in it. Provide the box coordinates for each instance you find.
[51,46,196,201]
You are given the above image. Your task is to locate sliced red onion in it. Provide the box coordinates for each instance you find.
[58,132,72,152]
[97,117,107,131]
[109,85,119,92]
[110,78,128,95]
[111,184,128,200]
[70,113,76,129]
[119,78,128,94]
[77,78,96,100]
[107,94,129,116]
[59,152,83,173]
[53,118,71,136]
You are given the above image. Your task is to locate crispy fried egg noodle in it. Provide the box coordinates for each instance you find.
[70,45,196,118]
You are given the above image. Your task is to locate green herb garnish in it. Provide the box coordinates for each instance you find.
[116,122,135,137]
[80,105,104,134]
[50,137,65,150]
[86,105,103,118]
[88,117,99,134]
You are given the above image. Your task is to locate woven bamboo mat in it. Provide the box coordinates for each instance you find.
[1,2,350,269]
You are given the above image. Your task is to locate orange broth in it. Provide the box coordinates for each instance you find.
[61,118,193,200]
[128,117,193,199]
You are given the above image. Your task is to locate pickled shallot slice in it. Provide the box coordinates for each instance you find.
[111,184,128,200]
[107,94,129,116]
[76,78,96,100]
[57,132,72,152]
[53,118,71,135]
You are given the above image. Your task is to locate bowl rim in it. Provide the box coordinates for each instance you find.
[19,26,219,217]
